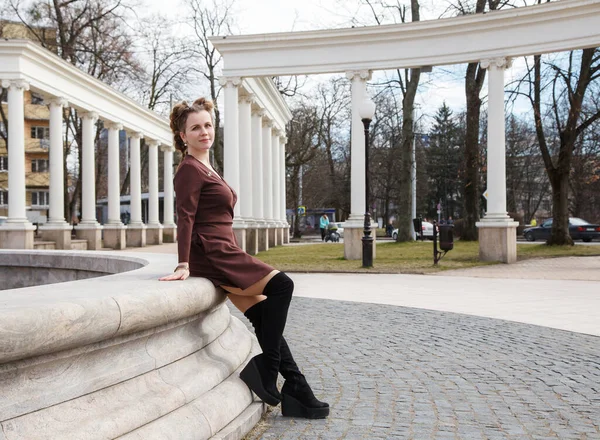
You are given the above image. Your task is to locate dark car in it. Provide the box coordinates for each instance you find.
[523,217,600,242]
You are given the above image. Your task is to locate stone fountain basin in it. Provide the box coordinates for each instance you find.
[0,250,263,440]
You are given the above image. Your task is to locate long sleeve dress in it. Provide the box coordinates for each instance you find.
[174,154,274,289]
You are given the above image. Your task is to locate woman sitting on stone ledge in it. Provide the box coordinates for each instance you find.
[159,98,329,419]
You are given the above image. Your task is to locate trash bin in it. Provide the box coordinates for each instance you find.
[412,218,423,239]
[439,225,454,251]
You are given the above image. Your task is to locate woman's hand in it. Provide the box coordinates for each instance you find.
[159,268,190,281]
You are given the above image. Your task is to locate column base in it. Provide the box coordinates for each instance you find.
[0,222,36,249]
[268,226,277,248]
[162,224,177,243]
[284,223,290,244]
[74,223,103,250]
[343,225,376,261]
[258,225,269,252]
[126,224,147,248]
[233,223,247,252]
[146,224,164,245]
[103,223,127,250]
[246,225,259,255]
[38,223,72,249]
[476,219,519,263]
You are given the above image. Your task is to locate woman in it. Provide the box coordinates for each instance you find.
[159,98,329,419]
[319,214,329,241]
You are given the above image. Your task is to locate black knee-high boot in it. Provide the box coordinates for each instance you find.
[239,272,293,406]
[244,299,330,418]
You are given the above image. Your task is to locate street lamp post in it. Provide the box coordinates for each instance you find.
[359,98,376,268]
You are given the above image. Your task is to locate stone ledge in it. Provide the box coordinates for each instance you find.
[0,251,224,363]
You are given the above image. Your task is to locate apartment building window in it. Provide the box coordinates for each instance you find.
[30,126,50,140]
[31,191,49,207]
[0,191,8,206]
[32,159,49,172]
[0,156,7,172]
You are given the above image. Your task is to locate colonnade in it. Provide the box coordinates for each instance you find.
[341,60,516,261]
[0,79,176,250]
[220,77,290,254]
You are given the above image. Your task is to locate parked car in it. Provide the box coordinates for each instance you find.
[392,221,435,240]
[523,217,600,242]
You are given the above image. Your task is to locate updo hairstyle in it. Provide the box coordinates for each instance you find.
[169,98,214,155]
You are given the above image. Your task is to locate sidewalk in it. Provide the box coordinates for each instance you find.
[122,244,600,439]
[124,244,600,337]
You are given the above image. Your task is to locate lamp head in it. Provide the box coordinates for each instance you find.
[359,97,376,121]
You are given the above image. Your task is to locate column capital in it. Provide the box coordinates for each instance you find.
[345,70,372,81]
[239,93,255,105]
[272,128,282,137]
[104,121,123,131]
[262,115,273,128]
[147,139,159,148]
[481,57,512,70]
[1,79,30,91]
[79,111,99,122]
[48,97,68,108]
[127,131,143,140]
[252,107,265,117]
[160,144,175,153]
[280,136,288,144]
[219,76,242,88]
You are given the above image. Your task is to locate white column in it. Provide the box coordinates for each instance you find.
[219,77,243,222]
[79,111,99,225]
[251,109,265,221]
[47,97,68,225]
[129,133,143,225]
[1,80,31,224]
[105,122,123,225]
[147,140,160,225]
[280,136,288,222]
[161,145,175,227]
[481,57,511,221]
[271,129,281,224]
[262,118,273,222]
[345,70,371,225]
[238,94,254,221]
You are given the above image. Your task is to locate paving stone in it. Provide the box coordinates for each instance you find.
[232,297,600,440]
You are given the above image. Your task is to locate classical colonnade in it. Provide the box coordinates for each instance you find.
[220,77,291,254]
[0,40,290,253]
[211,0,600,262]
[0,77,176,250]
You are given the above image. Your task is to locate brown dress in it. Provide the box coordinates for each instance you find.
[175,154,274,289]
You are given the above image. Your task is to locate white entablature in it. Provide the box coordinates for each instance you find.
[0,40,171,145]
[210,0,600,77]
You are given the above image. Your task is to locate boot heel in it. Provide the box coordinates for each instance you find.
[239,357,281,406]
[281,393,330,419]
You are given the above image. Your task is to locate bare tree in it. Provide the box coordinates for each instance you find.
[7,0,143,223]
[528,49,600,244]
[286,106,321,237]
[358,0,421,242]
[186,0,236,174]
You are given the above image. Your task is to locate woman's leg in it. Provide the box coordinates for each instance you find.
[240,298,330,419]
[221,270,293,407]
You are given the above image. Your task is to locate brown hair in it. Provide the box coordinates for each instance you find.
[169,98,214,155]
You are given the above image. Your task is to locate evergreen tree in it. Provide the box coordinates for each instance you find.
[426,103,463,220]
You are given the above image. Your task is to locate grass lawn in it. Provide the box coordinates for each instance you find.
[254,240,600,274]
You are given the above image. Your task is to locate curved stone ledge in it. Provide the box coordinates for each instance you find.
[0,250,146,290]
[0,250,263,440]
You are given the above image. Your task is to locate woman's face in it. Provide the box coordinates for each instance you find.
[180,110,214,153]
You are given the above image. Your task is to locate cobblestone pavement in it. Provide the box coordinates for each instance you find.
[230,297,600,440]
